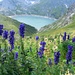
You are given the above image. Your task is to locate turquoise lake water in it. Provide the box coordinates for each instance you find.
[12,15,56,30]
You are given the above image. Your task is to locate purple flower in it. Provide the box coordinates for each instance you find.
[38,41,46,58]
[64,32,66,36]
[54,51,60,65]
[66,45,73,64]
[35,36,39,40]
[14,52,18,60]
[39,46,44,51]
[68,45,73,51]
[63,32,66,41]
[0,25,3,36]
[3,30,8,39]
[38,47,44,58]
[72,37,75,42]
[38,51,43,58]
[40,41,46,47]
[48,58,52,66]
[0,25,3,29]
[9,30,15,51]
[19,23,25,38]
[63,36,66,41]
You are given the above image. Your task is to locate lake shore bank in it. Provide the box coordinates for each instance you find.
[8,14,56,30]
[8,14,57,20]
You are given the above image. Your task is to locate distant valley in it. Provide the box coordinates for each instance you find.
[11,15,55,30]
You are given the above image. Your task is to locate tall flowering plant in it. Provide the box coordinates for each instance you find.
[35,36,39,57]
[0,25,3,36]
[9,30,15,51]
[63,32,66,41]
[38,41,46,58]
[66,45,73,64]
[54,51,60,65]
[19,23,33,74]
[2,30,8,51]
[19,23,25,38]
[0,25,3,50]
[72,37,75,42]
[0,25,3,63]
[19,23,25,53]
[3,30,8,39]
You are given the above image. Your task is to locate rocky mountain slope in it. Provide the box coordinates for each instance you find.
[38,3,75,36]
[0,0,75,18]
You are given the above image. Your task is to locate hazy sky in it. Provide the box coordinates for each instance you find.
[0,0,3,2]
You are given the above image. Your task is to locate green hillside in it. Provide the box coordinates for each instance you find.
[38,2,75,37]
[0,14,37,36]
[38,14,75,36]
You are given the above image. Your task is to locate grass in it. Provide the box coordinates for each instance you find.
[0,32,75,75]
[38,14,75,37]
[0,13,75,75]
[0,14,37,36]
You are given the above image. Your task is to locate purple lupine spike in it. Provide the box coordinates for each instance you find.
[38,41,46,58]
[40,41,46,47]
[40,41,43,45]
[63,36,66,41]
[3,30,8,39]
[38,51,43,58]
[63,32,66,41]
[0,25,3,36]
[19,23,25,38]
[9,30,15,51]
[66,45,73,64]
[68,45,73,51]
[72,37,75,42]
[35,36,39,40]
[64,32,66,36]
[42,41,46,47]
[0,25,3,29]
[54,51,60,65]
[39,46,44,51]
[14,52,18,60]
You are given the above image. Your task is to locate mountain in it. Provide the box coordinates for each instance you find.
[38,3,75,36]
[0,0,40,15]
[0,0,75,19]
[29,0,75,19]
[0,14,37,36]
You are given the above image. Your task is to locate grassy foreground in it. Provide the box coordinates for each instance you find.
[0,24,75,75]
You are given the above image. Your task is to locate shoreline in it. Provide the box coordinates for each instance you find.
[8,14,57,31]
[8,14,57,20]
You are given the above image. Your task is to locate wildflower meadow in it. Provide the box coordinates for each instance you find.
[0,24,75,75]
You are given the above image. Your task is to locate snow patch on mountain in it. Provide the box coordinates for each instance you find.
[64,4,68,8]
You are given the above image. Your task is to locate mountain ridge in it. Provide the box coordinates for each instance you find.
[38,3,75,36]
[0,0,75,19]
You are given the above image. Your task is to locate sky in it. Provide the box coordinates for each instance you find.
[0,0,3,2]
